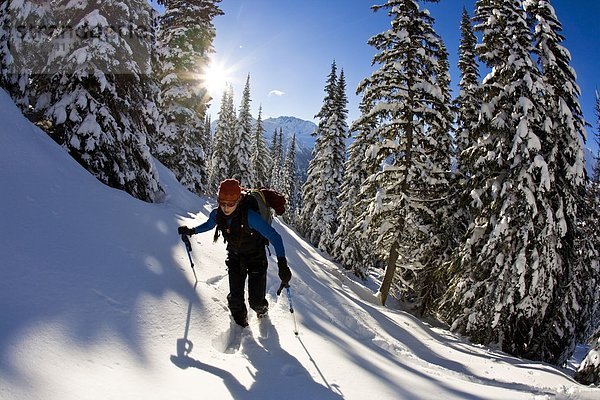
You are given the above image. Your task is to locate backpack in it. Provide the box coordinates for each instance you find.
[244,188,286,225]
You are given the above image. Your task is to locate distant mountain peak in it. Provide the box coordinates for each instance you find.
[209,115,317,180]
[262,116,317,146]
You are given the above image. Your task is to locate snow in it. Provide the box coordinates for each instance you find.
[1,88,599,399]
[581,348,600,370]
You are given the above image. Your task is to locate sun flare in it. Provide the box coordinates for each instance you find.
[201,58,235,97]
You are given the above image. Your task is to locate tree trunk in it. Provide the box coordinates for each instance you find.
[379,239,399,306]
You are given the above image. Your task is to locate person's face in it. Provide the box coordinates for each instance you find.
[219,198,239,216]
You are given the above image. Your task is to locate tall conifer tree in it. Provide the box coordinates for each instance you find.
[251,106,272,187]
[299,61,347,253]
[230,74,254,186]
[33,0,162,202]
[281,133,299,221]
[269,128,284,190]
[448,7,481,279]
[521,0,598,362]
[353,0,453,305]
[333,100,379,278]
[573,92,600,383]
[594,92,600,184]
[441,0,594,365]
[0,1,51,108]
[209,84,235,191]
[202,113,213,160]
[0,1,9,91]
[455,7,480,176]
[154,0,222,194]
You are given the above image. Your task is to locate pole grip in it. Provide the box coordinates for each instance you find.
[181,234,194,269]
[181,234,192,252]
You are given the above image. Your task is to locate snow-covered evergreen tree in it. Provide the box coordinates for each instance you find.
[445,8,481,288]
[332,101,379,278]
[269,127,284,190]
[411,38,457,315]
[574,93,600,384]
[230,74,254,186]
[594,92,600,184]
[334,68,349,161]
[441,0,594,365]
[455,7,480,176]
[154,0,222,194]
[353,0,453,305]
[0,1,18,99]
[523,0,598,363]
[251,106,272,187]
[209,85,235,192]
[202,113,212,161]
[0,0,8,90]
[33,0,162,202]
[0,1,51,108]
[281,133,298,222]
[140,6,164,173]
[578,90,600,337]
[298,63,338,241]
[298,61,347,253]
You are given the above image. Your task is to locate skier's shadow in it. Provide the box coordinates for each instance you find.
[241,317,344,399]
[169,279,341,399]
[169,278,249,398]
[170,344,248,398]
[170,316,342,399]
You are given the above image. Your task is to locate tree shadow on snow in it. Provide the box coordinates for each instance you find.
[273,224,563,398]
[0,197,211,386]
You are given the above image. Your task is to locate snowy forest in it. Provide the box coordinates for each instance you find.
[1,0,599,383]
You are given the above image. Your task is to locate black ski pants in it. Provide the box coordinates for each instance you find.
[225,249,269,320]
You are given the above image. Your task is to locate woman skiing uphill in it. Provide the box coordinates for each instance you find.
[178,178,292,327]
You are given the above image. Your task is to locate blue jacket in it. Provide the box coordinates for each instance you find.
[192,208,286,258]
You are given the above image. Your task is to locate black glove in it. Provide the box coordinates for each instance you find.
[178,226,194,236]
[277,257,292,285]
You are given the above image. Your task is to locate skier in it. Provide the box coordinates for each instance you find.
[178,178,292,327]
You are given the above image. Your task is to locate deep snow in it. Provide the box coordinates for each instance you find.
[1,89,599,399]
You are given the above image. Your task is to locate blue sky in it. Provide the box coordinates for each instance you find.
[150,1,599,152]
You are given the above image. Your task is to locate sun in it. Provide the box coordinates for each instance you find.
[201,57,235,98]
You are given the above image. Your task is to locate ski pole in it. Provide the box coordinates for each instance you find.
[181,234,197,282]
[278,282,299,335]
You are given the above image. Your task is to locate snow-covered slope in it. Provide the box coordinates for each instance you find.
[1,89,599,399]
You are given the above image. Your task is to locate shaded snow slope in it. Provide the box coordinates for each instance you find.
[1,89,599,399]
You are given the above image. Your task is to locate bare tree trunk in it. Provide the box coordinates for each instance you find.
[379,239,399,306]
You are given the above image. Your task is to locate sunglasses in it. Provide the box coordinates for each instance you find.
[218,200,238,208]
